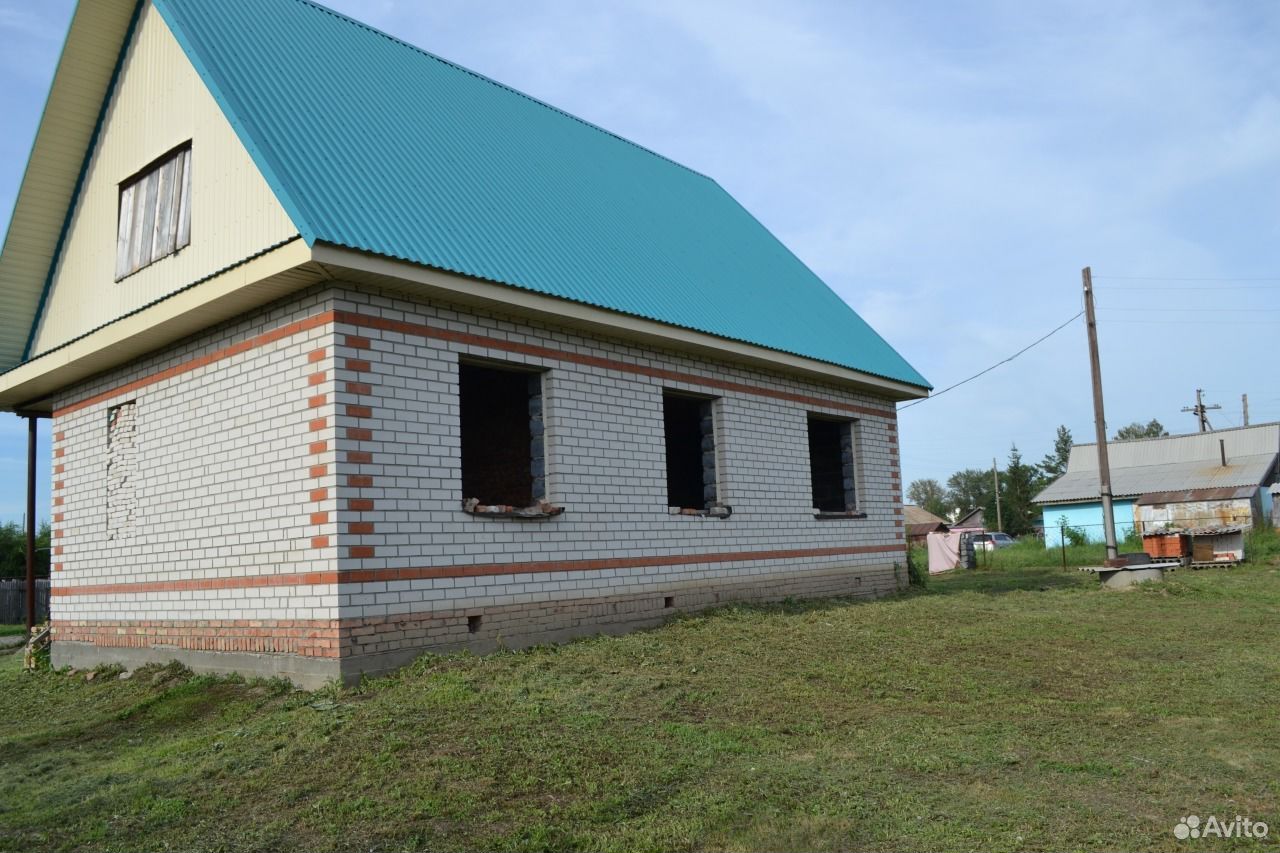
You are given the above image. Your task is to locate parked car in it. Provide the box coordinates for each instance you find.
[971,532,1016,551]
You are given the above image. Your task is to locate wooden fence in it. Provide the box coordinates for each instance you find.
[0,579,50,625]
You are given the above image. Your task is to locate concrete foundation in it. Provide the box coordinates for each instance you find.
[51,640,342,690]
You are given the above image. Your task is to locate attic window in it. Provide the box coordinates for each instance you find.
[116,144,191,280]
[663,391,717,512]
[808,415,858,515]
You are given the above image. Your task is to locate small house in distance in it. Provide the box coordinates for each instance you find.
[1033,423,1279,544]
[950,508,986,533]
[0,0,929,686]
[904,505,949,545]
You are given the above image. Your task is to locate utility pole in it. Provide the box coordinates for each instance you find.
[24,414,35,632]
[1181,388,1220,432]
[991,457,1003,532]
[1082,267,1120,565]
[1243,394,1249,426]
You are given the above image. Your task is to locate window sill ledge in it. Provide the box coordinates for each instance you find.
[462,500,564,520]
[668,505,733,519]
[814,511,867,520]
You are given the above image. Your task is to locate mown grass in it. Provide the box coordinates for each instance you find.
[2,558,1279,852]
[0,625,25,638]
[912,527,1280,574]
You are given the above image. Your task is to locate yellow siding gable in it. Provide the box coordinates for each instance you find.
[29,1,299,357]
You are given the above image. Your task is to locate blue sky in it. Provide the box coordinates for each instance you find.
[1,0,1278,523]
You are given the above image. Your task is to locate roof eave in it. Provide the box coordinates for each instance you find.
[310,242,930,402]
[0,0,140,371]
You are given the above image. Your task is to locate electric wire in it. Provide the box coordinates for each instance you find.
[899,311,1083,410]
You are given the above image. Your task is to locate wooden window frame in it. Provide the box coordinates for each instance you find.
[115,142,192,281]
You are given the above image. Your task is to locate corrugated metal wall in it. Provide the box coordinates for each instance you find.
[29,2,298,357]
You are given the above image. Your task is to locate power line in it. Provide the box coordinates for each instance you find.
[899,311,1082,411]
[1093,275,1280,281]
[1090,315,1280,322]
[1100,284,1280,291]
[1100,306,1280,312]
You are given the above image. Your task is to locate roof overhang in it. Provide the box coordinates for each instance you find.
[0,0,139,369]
[0,241,929,411]
[0,239,321,412]
[311,243,930,402]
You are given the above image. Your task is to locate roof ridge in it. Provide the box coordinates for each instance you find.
[288,0,714,182]
[1071,420,1280,448]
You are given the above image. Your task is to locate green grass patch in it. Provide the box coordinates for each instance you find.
[0,624,26,638]
[2,563,1279,851]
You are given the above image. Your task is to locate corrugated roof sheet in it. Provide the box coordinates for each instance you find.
[149,0,929,389]
[1034,423,1280,505]
[1135,486,1258,506]
[904,504,947,526]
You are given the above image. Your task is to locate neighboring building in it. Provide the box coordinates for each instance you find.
[904,505,949,545]
[0,0,929,686]
[1034,424,1279,544]
[951,508,986,533]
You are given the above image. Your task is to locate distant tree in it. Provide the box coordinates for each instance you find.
[946,468,995,523]
[0,521,51,579]
[1113,419,1168,441]
[1039,425,1073,481]
[1000,444,1040,537]
[906,478,948,518]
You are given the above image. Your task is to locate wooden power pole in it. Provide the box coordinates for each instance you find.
[1082,267,1120,565]
[1243,394,1249,426]
[1182,388,1220,432]
[991,458,1002,532]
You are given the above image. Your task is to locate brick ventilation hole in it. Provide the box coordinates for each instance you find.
[664,596,675,609]
[467,614,482,634]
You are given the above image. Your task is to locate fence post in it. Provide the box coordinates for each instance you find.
[1060,525,1067,571]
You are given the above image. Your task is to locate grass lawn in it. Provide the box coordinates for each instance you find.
[2,561,1278,852]
[0,625,26,638]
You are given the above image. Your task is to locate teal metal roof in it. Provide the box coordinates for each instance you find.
[153,0,929,389]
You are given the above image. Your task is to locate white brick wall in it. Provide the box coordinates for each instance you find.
[50,281,906,674]
[330,284,905,629]
[51,288,339,625]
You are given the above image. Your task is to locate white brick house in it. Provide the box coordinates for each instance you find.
[0,0,929,686]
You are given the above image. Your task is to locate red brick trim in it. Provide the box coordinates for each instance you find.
[334,310,895,419]
[48,305,896,426]
[52,543,906,597]
[53,619,339,658]
[53,572,338,597]
[55,312,336,417]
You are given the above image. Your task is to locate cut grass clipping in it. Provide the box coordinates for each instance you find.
[2,559,1278,851]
